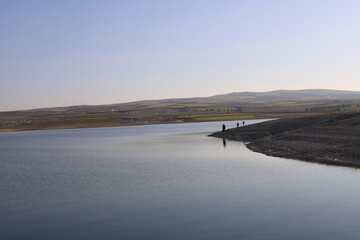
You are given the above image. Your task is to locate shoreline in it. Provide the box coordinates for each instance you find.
[0,121,180,133]
[209,112,360,168]
[0,111,316,133]
[0,118,263,133]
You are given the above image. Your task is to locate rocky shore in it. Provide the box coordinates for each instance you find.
[209,112,360,167]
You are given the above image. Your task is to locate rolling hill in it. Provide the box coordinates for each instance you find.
[2,89,360,131]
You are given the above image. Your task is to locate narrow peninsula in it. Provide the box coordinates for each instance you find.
[209,112,360,167]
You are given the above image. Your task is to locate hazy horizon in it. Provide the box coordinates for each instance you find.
[2,0,360,111]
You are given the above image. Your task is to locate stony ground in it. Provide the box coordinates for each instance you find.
[209,112,360,167]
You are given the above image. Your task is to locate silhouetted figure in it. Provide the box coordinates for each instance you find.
[242,121,245,127]
[237,122,239,127]
[222,138,226,148]
[222,124,226,132]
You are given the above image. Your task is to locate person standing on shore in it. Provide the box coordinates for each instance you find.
[222,124,226,132]
[237,122,239,127]
[242,121,245,126]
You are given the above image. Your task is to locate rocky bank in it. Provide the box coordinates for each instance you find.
[209,112,360,167]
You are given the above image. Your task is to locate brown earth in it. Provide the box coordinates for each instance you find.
[209,112,360,168]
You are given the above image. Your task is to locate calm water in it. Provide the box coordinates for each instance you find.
[1,120,360,240]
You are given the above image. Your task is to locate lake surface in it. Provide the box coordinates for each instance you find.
[1,120,360,240]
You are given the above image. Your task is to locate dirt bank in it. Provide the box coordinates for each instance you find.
[209,112,360,167]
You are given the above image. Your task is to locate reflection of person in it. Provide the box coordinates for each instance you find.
[222,124,226,132]
[242,121,245,126]
[223,138,226,148]
[237,122,239,127]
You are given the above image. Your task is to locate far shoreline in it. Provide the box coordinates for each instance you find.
[0,117,269,133]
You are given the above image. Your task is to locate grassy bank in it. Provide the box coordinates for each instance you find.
[0,112,303,132]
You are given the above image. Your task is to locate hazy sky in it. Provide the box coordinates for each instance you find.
[1,0,360,111]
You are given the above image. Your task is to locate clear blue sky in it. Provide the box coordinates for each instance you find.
[1,0,360,111]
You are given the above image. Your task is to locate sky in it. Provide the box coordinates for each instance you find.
[1,0,360,111]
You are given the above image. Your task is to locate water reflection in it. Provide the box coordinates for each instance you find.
[222,138,227,148]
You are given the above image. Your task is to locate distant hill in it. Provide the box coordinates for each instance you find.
[209,89,360,102]
[3,89,360,115]
[2,89,360,132]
